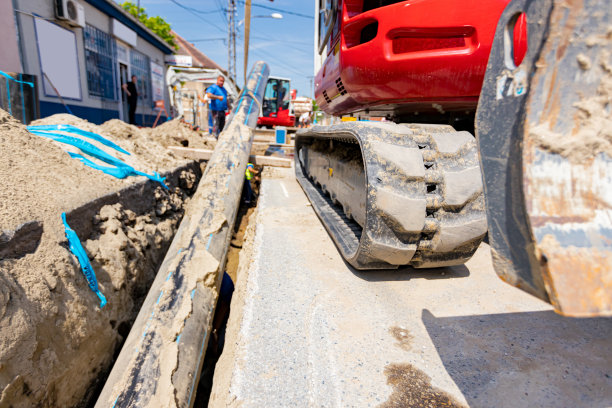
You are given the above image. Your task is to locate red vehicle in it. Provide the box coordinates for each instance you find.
[314,0,525,125]
[296,0,612,317]
[257,76,296,128]
[295,0,525,270]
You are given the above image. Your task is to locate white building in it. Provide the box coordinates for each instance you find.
[4,0,175,125]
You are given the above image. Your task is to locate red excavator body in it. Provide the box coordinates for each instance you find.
[257,76,296,128]
[302,0,611,317]
[315,0,526,120]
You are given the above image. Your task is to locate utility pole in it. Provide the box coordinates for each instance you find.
[308,76,314,99]
[243,0,251,86]
[227,0,237,84]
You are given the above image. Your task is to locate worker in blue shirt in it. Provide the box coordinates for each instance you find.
[206,75,229,138]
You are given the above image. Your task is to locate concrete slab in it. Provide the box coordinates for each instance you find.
[210,167,612,408]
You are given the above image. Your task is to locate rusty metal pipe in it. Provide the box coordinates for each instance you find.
[95,61,269,407]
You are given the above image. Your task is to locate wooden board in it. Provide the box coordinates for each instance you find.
[168,146,293,168]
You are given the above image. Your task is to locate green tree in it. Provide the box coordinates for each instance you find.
[121,1,178,50]
[312,99,319,112]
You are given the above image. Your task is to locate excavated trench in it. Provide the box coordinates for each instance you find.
[74,163,205,406]
[2,161,205,408]
[0,98,233,407]
[192,168,262,407]
[2,63,270,407]
[2,160,262,407]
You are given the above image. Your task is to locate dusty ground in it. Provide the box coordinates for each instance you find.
[210,166,612,408]
[0,109,203,407]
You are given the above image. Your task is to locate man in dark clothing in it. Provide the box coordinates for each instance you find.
[122,75,138,125]
[206,75,229,138]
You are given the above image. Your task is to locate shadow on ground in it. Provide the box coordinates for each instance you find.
[421,309,612,408]
[351,263,470,282]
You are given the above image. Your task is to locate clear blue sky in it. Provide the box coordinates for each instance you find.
[131,0,316,97]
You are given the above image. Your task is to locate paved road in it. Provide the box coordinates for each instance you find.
[210,166,611,408]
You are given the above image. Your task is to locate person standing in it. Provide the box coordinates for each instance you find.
[122,75,138,125]
[206,75,229,138]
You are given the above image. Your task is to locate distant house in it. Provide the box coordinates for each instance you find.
[172,31,224,71]
[3,0,196,126]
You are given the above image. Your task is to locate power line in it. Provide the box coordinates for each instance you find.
[236,0,313,19]
[186,38,226,42]
[252,3,313,19]
[251,49,309,78]
[247,34,313,46]
[214,0,229,22]
[246,40,313,55]
[167,2,222,15]
[169,0,227,32]
[236,27,313,46]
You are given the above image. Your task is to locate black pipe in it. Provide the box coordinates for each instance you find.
[95,61,269,408]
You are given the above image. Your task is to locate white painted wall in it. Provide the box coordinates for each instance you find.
[1,0,23,72]
[13,0,171,122]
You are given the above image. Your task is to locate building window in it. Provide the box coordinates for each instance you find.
[130,49,151,106]
[83,25,116,100]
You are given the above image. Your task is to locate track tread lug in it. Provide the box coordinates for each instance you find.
[295,121,487,270]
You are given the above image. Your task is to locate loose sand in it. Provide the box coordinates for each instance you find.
[0,110,204,406]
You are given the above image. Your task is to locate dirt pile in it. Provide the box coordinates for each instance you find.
[97,117,216,150]
[1,111,126,234]
[31,115,211,173]
[0,109,202,407]
[146,119,216,150]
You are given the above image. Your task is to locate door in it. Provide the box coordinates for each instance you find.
[262,78,291,117]
[259,77,294,127]
[262,78,279,118]
[119,63,129,121]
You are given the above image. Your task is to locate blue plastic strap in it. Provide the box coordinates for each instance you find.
[245,73,263,125]
[61,213,107,308]
[30,129,168,189]
[19,74,26,124]
[32,85,37,121]
[68,152,168,187]
[67,152,134,178]
[27,124,130,155]
[29,129,129,168]
[6,78,11,116]
[0,70,34,87]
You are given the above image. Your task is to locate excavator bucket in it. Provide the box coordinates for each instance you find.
[476,0,611,316]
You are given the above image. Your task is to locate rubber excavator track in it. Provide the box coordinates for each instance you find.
[295,121,487,269]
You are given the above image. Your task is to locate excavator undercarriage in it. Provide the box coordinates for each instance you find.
[295,122,487,269]
[301,0,611,317]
